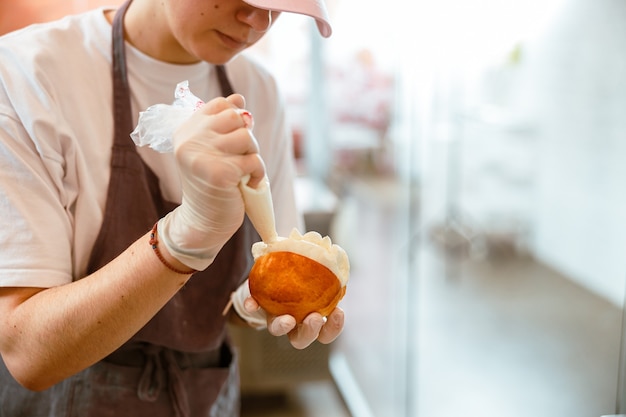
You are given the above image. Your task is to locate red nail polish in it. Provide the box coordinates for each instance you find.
[239,110,253,128]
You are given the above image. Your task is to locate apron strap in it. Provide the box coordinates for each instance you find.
[104,2,242,416]
[134,345,191,417]
[216,65,235,96]
[112,0,133,149]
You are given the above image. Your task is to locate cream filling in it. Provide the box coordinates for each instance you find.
[251,228,350,287]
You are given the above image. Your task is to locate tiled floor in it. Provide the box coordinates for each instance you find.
[241,173,623,417]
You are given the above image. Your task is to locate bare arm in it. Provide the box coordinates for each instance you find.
[0,230,193,391]
[0,95,261,392]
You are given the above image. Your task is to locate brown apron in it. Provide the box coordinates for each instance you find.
[0,1,258,415]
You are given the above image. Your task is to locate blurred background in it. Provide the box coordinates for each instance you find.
[2,0,626,416]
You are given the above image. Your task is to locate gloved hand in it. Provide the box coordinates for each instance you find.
[231,280,345,349]
[159,95,265,271]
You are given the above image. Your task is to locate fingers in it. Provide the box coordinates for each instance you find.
[288,314,326,349]
[175,94,264,182]
[225,93,246,109]
[317,307,344,344]
[194,96,258,154]
[267,315,297,337]
[236,110,254,130]
[207,127,259,156]
[265,308,345,350]
[239,294,267,329]
[196,95,251,133]
[243,295,260,313]
[242,154,266,188]
[196,105,254,136]
[200,94,245,115]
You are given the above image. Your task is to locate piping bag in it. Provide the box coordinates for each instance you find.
[230,97,280,244]
[129,80,279,244]
[239,175,279,243]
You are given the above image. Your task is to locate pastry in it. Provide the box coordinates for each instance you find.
[248,229,349,323]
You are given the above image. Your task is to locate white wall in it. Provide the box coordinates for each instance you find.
[520,0,626,306]
[396,0,626,306]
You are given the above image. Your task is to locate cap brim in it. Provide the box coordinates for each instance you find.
[243,0,332,37]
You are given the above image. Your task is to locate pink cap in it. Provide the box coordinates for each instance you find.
[243,0,332,37]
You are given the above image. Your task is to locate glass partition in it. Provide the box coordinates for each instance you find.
[251,0,626,416]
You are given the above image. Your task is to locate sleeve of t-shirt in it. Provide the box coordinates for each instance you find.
[0,111,74,288]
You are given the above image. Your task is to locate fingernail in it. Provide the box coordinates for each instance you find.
[237,109,254,129]
[308,316,325,329]
[244,298,258,312]
[332,312,341,324]
[278,317,292,333]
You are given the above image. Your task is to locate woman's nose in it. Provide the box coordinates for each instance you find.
[239,7,273,32]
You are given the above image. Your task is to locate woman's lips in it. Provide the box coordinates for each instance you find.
[217,31,248,50]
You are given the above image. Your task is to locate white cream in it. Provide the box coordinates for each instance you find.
[238,165,349,286]
[251,228,350,287]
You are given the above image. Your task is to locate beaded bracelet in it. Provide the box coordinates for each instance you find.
[149,223,196,275]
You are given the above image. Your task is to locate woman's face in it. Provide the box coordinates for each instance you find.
[126,0,281,64]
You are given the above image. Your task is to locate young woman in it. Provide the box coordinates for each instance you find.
[0,0,342,414]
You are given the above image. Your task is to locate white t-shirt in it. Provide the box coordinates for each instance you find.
[0,8,302,287]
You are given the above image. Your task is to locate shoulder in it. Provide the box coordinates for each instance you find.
[0,9,112,124]
[0,9,111,84]
[0,8,110,52]
[0,9,114,180]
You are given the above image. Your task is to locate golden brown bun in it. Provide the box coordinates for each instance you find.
[249,251,347,323]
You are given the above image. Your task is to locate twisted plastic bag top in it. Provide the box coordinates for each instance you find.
[130,80,204,153]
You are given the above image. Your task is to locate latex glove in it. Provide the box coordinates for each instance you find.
[266,304,345,350]
[231,281,345,349]
[230,279,267,329]
[159,95,265,271]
